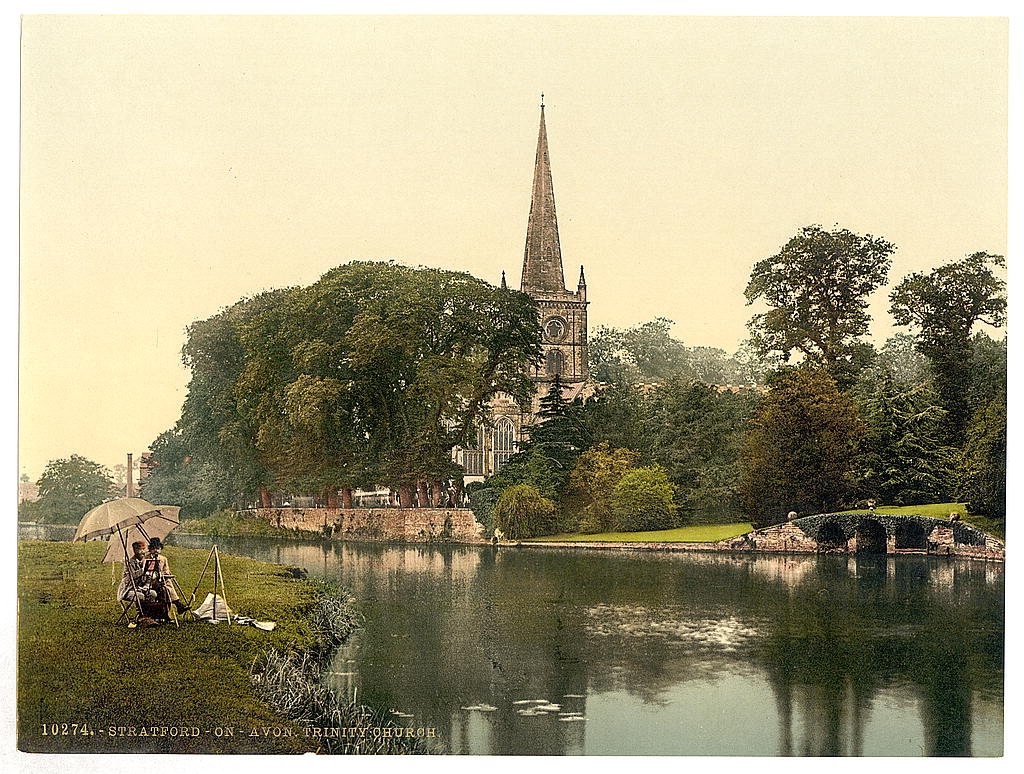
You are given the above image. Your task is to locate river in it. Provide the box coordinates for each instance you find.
[22,525,1004,756]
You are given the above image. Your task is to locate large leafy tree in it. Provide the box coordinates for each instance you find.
[740,368,865,526]
[563,442,640,533]
[744,225,894,385]
[154,261,543,510]
[889,252,1006,444]
[233,262,542,504]
[33,455,117,524]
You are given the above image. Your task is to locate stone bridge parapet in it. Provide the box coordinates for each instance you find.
[243,506,486,544]
[719,512,1004,560]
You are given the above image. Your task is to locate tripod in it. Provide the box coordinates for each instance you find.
[185,545,232,625]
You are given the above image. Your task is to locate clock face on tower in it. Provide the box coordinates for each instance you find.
[544,316,567,342]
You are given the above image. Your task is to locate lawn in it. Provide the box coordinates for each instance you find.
[17,540,325,754]
[830,502,968,519]
[829,502,1004,540]
[527,522,754,543]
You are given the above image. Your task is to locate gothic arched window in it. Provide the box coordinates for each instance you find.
[492,418,516,471]
[462,426,486,476]
[546,349,564,377]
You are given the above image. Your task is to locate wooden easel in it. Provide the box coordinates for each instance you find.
[186,545,232,625]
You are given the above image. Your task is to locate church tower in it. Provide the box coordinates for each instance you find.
[455,100,591,481]
[520,100,589,385]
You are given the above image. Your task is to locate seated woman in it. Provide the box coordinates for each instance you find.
[144,537,189,617]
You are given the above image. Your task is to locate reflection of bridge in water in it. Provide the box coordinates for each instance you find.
[727,513,1004,560]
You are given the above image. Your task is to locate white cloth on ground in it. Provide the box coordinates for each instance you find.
[191,593,276,630]
[192,593,232,621]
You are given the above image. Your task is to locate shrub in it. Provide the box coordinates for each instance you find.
[610,466,678,532]
[493,484,555,540]
[466,484,500,537]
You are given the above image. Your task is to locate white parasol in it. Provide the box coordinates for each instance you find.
[74,497,181,564]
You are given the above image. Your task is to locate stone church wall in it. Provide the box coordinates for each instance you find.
[245,507,486,543]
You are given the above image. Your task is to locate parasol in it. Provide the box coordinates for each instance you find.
[74,497,181,564]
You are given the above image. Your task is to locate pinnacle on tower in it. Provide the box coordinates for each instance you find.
[500,270,508,290]
[520,102,566,294]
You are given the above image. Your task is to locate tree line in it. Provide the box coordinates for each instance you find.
[479,225,1006,538]
[22,228,1006,537]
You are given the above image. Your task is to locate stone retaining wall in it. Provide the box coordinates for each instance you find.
[245,507,485,543]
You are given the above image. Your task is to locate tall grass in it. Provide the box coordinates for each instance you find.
[251,582,428,754]
[253,649,426,754]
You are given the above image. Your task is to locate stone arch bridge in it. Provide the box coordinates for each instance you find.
[723,512,1004,560]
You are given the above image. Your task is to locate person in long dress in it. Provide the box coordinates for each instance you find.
[145,537,188,615]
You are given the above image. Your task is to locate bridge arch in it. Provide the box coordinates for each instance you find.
[894,520,928,550]
[855,519,887,554]
[816,521,848,551]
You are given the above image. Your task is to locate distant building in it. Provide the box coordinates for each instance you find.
[138,452,158,485]
[713,384,768,395]
[19,480,39,503]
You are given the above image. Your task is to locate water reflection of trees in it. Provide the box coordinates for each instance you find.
[178,537,1002,756]
[494,550,997,756]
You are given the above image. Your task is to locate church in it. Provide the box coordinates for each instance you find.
[457,101,595,483]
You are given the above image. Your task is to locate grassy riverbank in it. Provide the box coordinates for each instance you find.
[526,522,753,543]
[19,541,332,753]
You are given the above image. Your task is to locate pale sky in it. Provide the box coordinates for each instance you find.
[18,15,1008,479]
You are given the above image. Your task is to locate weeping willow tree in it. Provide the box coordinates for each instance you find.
[493,484,555,540]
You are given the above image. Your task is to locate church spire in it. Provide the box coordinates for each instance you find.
[520,100,565,294]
